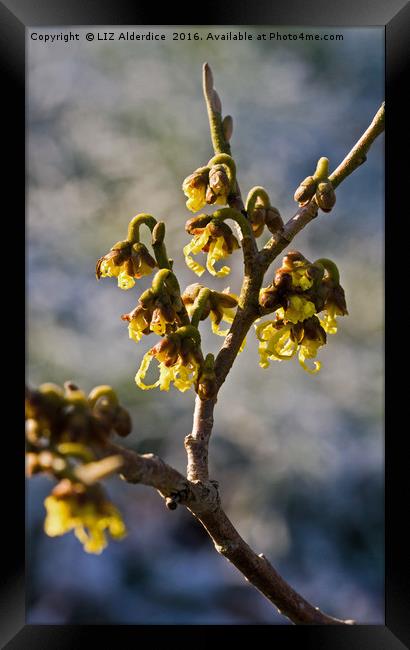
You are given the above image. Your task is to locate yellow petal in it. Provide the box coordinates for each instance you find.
[298,350,321,374]
[206,239,231,277]
[135,352,160,390]
[183,230,210,277]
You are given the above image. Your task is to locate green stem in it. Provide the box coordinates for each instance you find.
[127,214,171,270]
[88,386,119,408]
[245,186,271,214]
[151,268,174,295]
[176,325,201,346]
[313,258,340,284]
[212,207,254,240]
[127,213,157,243]
[190,288,211,328]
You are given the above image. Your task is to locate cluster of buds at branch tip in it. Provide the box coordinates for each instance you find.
[184,214,239,277]
[294,157,336,213]
[26,381,130,553]
[245,186,284,237]
[256,251,347,373]
[135,326,204,393]
[121,269,188,342]
[182,154,236,213]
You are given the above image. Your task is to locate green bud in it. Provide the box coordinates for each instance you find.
[265,207,284,234]
[152,221,166,246]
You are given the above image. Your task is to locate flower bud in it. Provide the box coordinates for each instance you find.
[208,164,230,197]
[294,176,317,204]
[265,207,284,234]
[113,407,132,437]
[315,181,336,212]
[151,221,166,246]
[282,251,309,272]
[249,206,266,237]
[259,287,280,310]
[197,369,217,400]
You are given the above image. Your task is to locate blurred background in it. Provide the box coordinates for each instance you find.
[27,26,384,624]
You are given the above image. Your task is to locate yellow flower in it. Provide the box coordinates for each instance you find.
[320,305,338,335]
[255,316,326,375]
[277,295,316,324]
[183,221,239,278]
[182,167,209,213]
[298,337,322,374]
[135,351,199,393]
[135,333,201,393]
[255,321,298,368]
[290,266,313,290]
[44,493,126,554]
[96,242,156,290]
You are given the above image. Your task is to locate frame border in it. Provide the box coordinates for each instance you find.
[4,0,408,646]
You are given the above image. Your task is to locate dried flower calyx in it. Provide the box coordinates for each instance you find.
[256,251,347,373]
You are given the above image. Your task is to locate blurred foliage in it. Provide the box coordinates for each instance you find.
[27,26,384,623]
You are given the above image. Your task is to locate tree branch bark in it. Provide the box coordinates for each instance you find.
[102,439,352,624]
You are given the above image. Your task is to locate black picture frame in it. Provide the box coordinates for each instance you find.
[5,0,408,646]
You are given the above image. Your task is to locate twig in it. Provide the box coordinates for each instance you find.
[102,439,351,624]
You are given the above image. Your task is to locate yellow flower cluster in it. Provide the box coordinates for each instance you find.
[44,491,126,554]
[256,252,347,374]
[182,155,236,213]
[96,241,156,290]
[256,317,326,375]
[135,330,202,393]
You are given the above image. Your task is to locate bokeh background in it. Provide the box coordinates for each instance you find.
[27,26,384,624]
